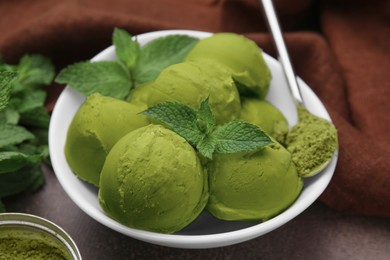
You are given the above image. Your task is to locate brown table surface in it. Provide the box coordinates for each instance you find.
[5,165,390,260]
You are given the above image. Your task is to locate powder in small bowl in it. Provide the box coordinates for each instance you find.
[286,105,338,177]
[0,228,71,260]
[0,213,81,260]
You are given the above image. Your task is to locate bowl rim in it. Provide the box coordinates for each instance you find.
[49,29,338,249]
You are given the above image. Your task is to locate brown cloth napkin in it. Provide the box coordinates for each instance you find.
[1,0,389,217]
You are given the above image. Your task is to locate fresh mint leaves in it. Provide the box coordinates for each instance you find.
[55,28,198,99]
[213,121,272,153]
[56,28,136,99]
[0,151,39,174]
[0,124,35,147]
[0,71,17,111]
[16,54,55,87]
[142,100,204,145]
[0,54,54,212]
[196,97,215,135]
[113,28,140,71]
[142,99,273,159]
[56,61,132,99]
[134,34,198,85]
[15,89,47,113]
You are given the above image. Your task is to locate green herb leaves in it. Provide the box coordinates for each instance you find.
[16,54,55,87]
[0,71,17,111]
[56,28,198,99]
[0,124,34,147]
[134,34,198,85]
[113,28,140,71]
[0,152,40,174]
[212,121,272,153]
[0,54,54,212]
[56,61,131,99]
[143,101,204,145]
[142,99,272,159]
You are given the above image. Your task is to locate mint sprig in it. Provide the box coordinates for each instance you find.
[0,54,54,212]
[142,99,272,159]
[56,28,198,99]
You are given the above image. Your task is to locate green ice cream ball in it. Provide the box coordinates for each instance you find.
[128,58,241,125]
[240,99,289,144]
[186,33,271,99]
[98,124,208,233]
[207,142,302,221]
[65,93,149,186]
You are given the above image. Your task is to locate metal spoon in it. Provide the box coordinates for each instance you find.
[260,0,304,105]
[259,0,338,177]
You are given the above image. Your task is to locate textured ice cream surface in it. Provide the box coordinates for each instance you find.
[128,58,241,125]
[240,99,289,144]
[186,33,271,99]
[64,93,149,186]
[207,141,302,221]
[98,124,208,233]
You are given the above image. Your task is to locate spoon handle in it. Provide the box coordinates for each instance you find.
[260,0,304,105]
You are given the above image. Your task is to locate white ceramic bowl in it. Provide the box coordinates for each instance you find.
[49,30,338,249]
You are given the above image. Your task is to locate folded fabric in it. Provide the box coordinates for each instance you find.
[0,0,388,217]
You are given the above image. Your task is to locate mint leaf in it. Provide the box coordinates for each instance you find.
[113,28,140,71]
[20,106,50,128]
[0,108,19,125]
[134,35,198,84]
[56,61,132,99]
[0,124,34,148]
[196,98,215,135]
[0,71,17,111]
[0,151,40,174]
[213,120,272,154]
[196,135,217,159]
[141,102,203,144]
[15,89,46,113]
[16,54,55,87]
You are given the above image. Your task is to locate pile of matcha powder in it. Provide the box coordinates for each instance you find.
[0,231,71,260]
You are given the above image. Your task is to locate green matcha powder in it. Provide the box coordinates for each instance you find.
[0,230,71,260]
[286,105,338,177]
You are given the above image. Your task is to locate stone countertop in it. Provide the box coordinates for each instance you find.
[5,166,390,260]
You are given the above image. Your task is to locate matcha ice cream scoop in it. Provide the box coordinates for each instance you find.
[129,58,241,125]
[65,93,149,186]
[186,33,271,99]
[207,141,302,221]
[240,99,289,144]
[98,124,208,233]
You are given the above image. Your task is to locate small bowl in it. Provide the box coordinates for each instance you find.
[0,213,81,259]
[49,30,338,249]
